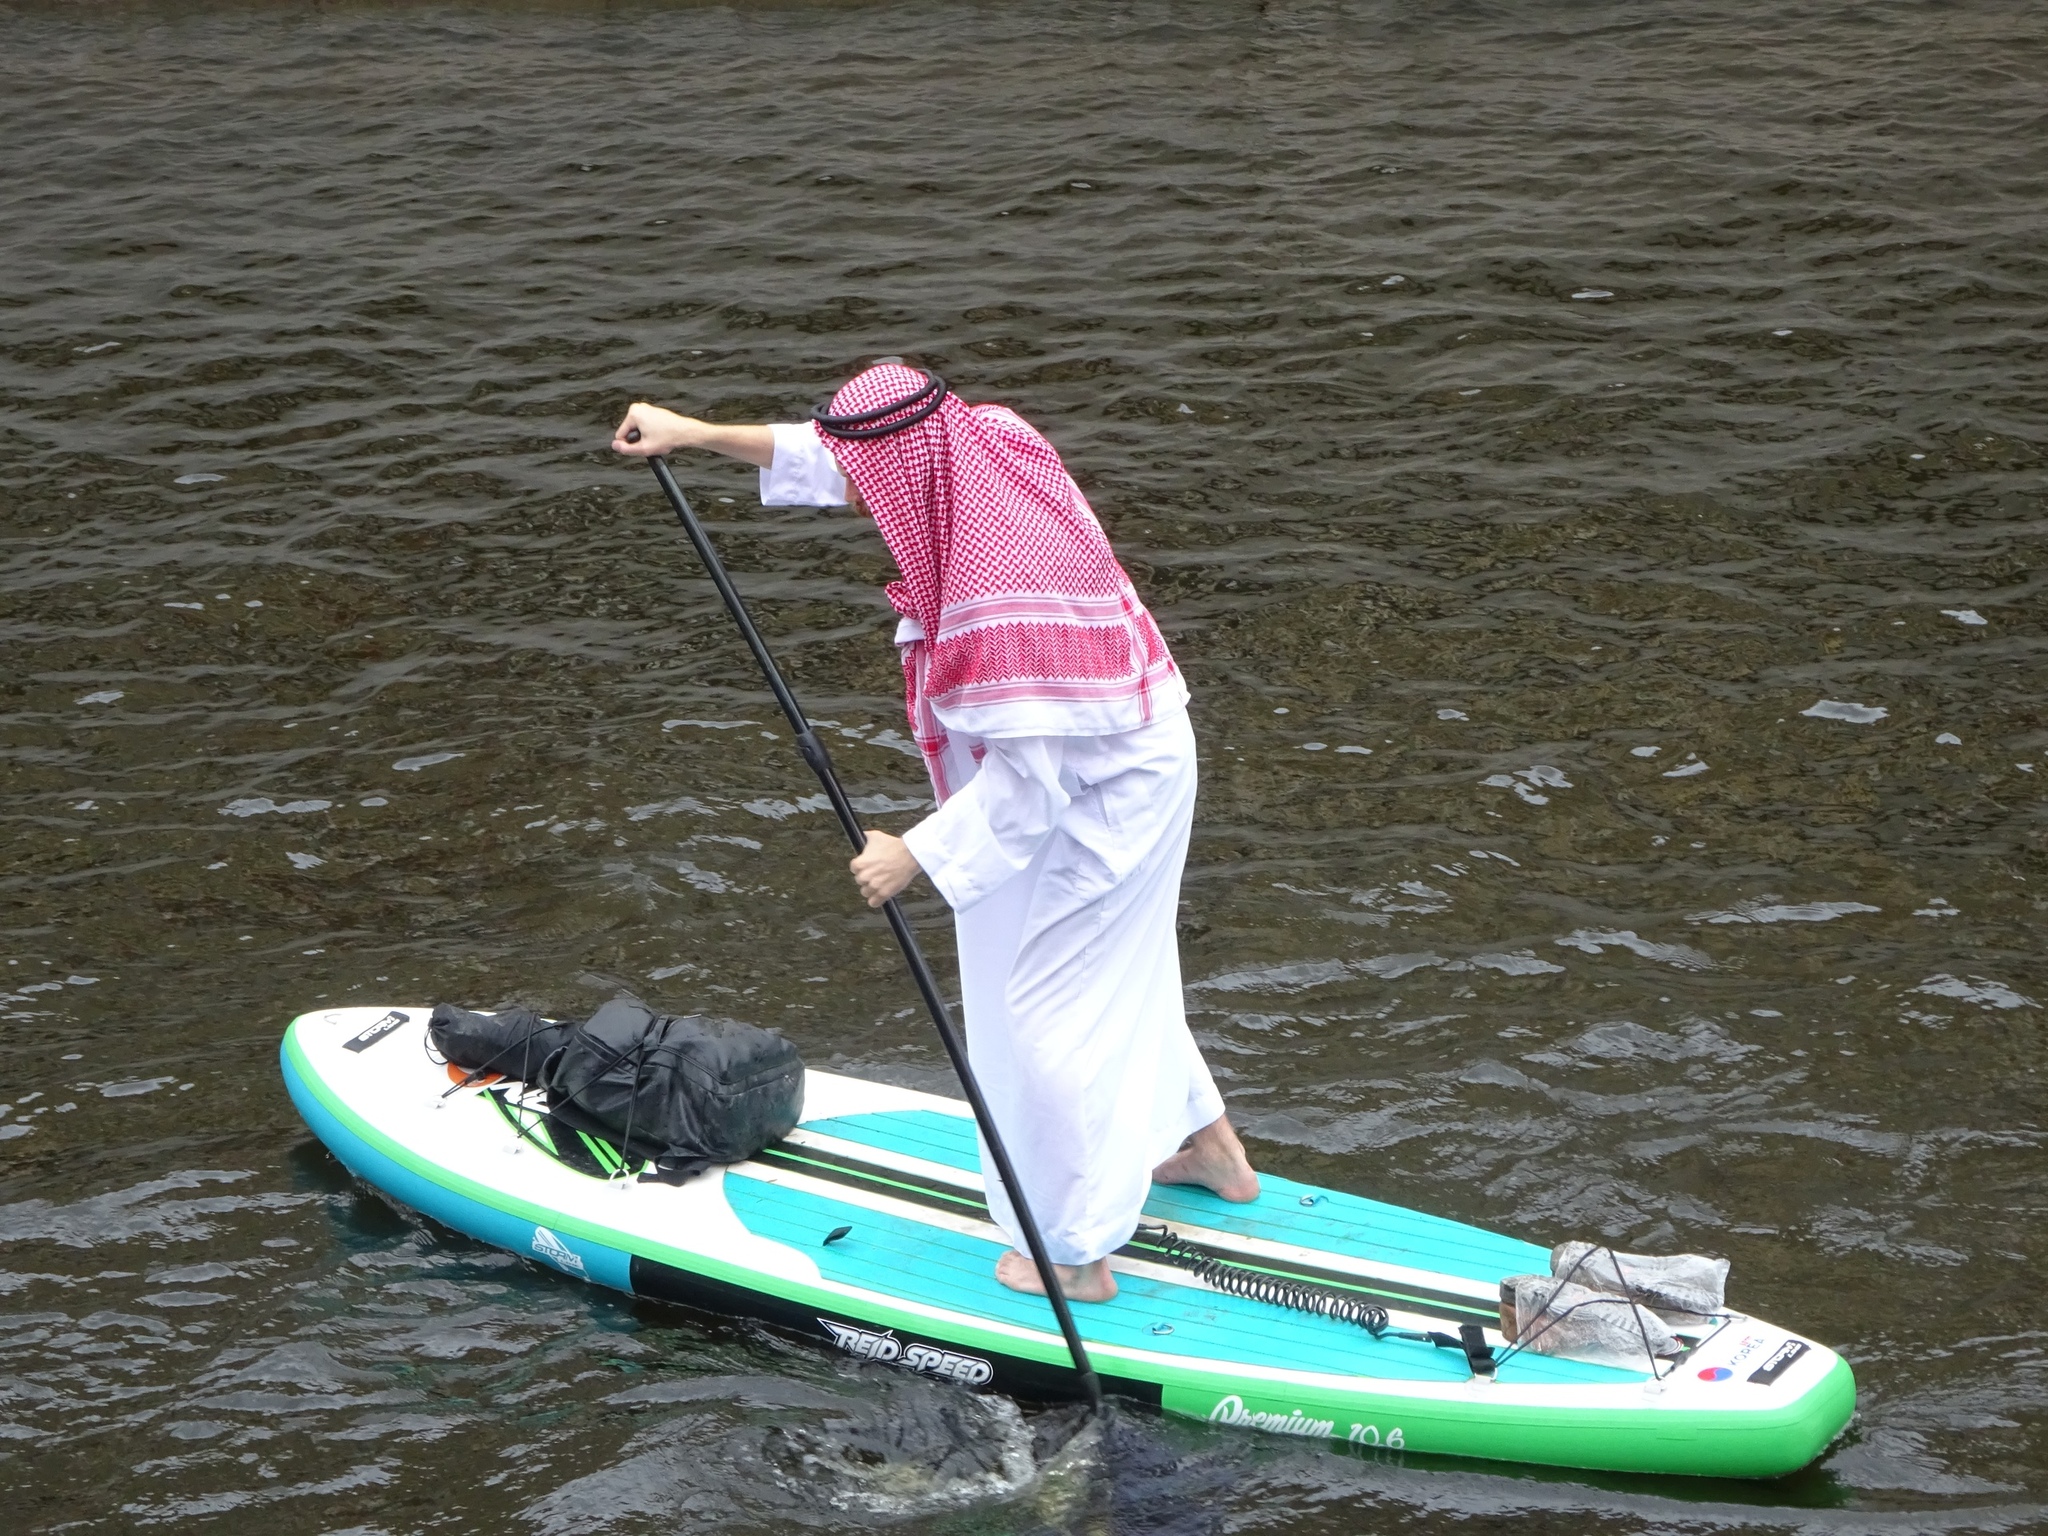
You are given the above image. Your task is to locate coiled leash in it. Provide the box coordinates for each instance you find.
[1132,1223,1498,1378]
[1133,1223,1393,1333]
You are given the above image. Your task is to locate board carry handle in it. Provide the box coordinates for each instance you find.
[629,438,1104,1411]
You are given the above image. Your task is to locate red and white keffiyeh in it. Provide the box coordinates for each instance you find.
[815,364,1184,797]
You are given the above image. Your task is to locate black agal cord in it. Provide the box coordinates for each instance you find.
[810,367,947,440]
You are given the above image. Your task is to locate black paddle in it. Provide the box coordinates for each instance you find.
[627,434,1105,1411]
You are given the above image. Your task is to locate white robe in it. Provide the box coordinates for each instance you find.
[760,425,1224,1265]
[902,711,1225,1265]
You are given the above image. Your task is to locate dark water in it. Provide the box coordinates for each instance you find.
[3,0,2045,1529]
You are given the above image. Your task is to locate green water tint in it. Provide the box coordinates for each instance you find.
[1,0,2043,1529]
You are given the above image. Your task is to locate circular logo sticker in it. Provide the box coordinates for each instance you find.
[1697,1366,1734,1382]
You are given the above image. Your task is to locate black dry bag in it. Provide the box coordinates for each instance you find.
[428,1004,576,1084]
[542,999,804,1181]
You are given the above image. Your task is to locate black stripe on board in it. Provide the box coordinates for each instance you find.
[752,1139,1498,1329]
[759,1141,988,1212]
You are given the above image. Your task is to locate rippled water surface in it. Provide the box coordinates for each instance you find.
[3,0,2045,1529]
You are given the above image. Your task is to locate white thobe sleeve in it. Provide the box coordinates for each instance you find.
[758,422,848,506]
[901,737,1070,911]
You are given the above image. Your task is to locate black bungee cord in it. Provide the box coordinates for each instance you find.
[810,366,948,440]
[1491,1243,1673,1379]
[438,1012,564,1097]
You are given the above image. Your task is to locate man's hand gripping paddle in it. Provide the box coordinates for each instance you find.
[626,432,1105,1411]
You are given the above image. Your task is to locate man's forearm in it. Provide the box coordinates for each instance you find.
[686,421,775,468]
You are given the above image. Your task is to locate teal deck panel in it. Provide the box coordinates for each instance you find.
[801,1109,1553,1287]
[726,1172,1637,1387]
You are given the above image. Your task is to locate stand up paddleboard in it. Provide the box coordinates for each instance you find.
[283,1005,1855,1478]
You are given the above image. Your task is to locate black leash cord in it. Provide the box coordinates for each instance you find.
[627,436,1103,1411]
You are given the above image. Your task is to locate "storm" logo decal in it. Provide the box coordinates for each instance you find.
[531,1227,587,1275]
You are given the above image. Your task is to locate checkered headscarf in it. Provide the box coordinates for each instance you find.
[816,364,1180,795]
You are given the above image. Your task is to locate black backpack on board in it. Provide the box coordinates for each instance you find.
[541,999,805,1182]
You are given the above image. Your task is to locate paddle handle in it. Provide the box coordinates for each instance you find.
[635,444,1104,1410]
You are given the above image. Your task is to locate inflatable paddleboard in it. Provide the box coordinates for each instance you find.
[282,1005,1855,1478]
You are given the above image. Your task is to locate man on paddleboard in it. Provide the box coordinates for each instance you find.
[614,363,1257,1302]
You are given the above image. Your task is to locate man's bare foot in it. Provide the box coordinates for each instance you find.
[995,1250,1118,1301]
[1152,1114,1261,1202]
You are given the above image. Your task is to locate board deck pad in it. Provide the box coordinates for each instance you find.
[805,1109,1554,1286]
[282,1006,1856,1478]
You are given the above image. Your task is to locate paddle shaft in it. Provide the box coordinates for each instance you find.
[637,448,1104,1410]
